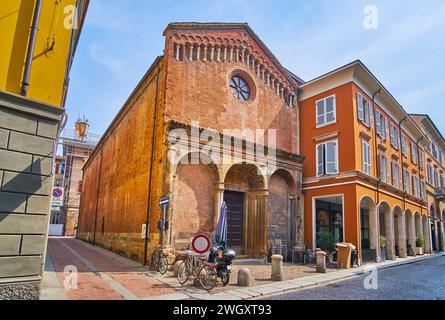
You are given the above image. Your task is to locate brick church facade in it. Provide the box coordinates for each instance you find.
[77,23,305,263]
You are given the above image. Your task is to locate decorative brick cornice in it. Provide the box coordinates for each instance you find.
[164,23,299,107]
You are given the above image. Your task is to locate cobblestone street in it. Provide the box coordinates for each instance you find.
[267,255,445,300]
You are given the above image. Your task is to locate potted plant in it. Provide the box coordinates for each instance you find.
[416,235,425,255]
[380,235,387,262]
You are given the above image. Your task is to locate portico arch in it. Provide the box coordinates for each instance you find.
[171,152,221,250]
[359,196,378,264]
[379,202,395,260]
[394,206,407,258]
[224,162,267,257]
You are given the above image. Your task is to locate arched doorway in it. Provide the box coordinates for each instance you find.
[267,169,296,260]
[405,210,416,256]
[172,153,220,250]
[379,202,395,260]
[430,206,438,252]
[394,206,407,258]
[224,163,266,257]
[360,197,378,264]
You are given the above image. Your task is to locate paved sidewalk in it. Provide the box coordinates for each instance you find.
[42,238,176,300]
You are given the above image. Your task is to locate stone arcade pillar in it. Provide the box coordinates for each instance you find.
[423,216,432,254]
[213,182,225,230]
[397,213,407,258]
[385,212,396,260]
[406,213,417,257]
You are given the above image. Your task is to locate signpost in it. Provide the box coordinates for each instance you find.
[158,197,170,248]
[51,187,64,208]
[191,234,211,255]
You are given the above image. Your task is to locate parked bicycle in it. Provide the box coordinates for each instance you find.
[177,251,217,290]
[150,247,174,275]
[302,242,316,266]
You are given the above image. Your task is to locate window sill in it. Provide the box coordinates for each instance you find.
[316,121,337,129]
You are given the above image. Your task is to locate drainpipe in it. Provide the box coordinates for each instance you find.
[143,66,161,266]
[416,136,425,214]
[372,89,382,204]
[21,0,43,96]
[399,116,408,211]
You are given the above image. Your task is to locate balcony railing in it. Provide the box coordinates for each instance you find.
[436,187,445,200]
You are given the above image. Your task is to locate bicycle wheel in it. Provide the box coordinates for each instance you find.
[221,271,230,287]
[177,261,190,285]
[150,251,158,271]
[159,255,169,275]
[199,264,217,291]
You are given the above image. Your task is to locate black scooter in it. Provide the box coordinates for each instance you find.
[209,247,236,286]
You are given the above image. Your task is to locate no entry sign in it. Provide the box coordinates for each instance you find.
[191,234,211,254]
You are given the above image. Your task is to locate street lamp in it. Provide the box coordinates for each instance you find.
[75,116,89,141]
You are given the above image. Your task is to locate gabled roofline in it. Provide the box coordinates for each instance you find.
[163,22,300,90]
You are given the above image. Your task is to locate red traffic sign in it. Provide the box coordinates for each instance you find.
[52,188,64,199]
[191,234,211,254]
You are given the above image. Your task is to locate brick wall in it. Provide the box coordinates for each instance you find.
[77,59,167,263]
[172,162,216,247]
[267,174,290,241]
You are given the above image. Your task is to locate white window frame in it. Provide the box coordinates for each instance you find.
[403,168,411,194]
[316,95,337,128]
[401,135,408,156]
[411,142,417,164]
[427,164,434,185]
[413,175,419,198]
[390,123,399,149]
[380,154,390,183]
[419,149,424,169]
[316,140,339,177]
[357,93,372,127]
[432,143,438,159]
[375,109,388,140]
[392,161,401,189]
[362,139,372,175]
[420,178,426,200]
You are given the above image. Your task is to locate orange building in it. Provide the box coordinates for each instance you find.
[300,60,444,265]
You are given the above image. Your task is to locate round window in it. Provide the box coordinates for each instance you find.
[230,75,251,102]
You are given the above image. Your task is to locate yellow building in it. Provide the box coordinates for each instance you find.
[0,0,89,299]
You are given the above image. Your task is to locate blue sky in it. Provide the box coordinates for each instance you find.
[66,0,445,136]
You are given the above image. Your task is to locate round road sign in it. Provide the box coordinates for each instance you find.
[53,188,63,199]
[191,234,211,254]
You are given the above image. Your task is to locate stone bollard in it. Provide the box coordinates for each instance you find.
[271,255,283,281]
[237,268,252,287]
[316,251,327,273]
[173,260,183,278]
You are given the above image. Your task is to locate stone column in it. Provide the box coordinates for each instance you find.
[439,220,445,252]
[213,183,225,230]
[406,214,416,256]
[259,191,269,258]
[397,213,407,258]
[423,216,432,254]
[385,212,396,260]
